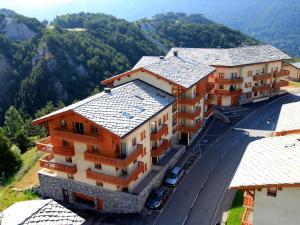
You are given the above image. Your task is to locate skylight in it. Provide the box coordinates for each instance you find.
[135,105,145,112]
[156,93,166,98]
[134,95,144,100]
[122,112,133,119]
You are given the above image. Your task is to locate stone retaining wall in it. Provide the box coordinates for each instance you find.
[39,145,186,213]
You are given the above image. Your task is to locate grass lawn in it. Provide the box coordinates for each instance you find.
[226,191,245,225]
[0,147,44,211]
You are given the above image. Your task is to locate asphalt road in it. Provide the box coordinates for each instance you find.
[154,92,300,225]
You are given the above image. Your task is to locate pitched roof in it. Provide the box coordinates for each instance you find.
[275,101,300,134]
[1,199,85,225]
[290,62,300,69]
[133,55,215,88]
[132,56,160,69]
[230,135,300,190]
[34,80,175,137]
[167,45,291,67]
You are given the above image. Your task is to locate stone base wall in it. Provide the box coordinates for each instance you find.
[38,145,186,213]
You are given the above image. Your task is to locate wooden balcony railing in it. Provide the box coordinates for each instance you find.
[215,77,243,84]
[151,124,168,141]
[215,89,243,96]
[178,94,203,106]
[243,191,254,209]
[151,139,170,157]
[204,106,214,118]
[36,137,53,153]
[86,161,144,187]
[252,84,270,92]
[273,70,290,78]
[272,80,289,88]
[177,107,201,120]
[39,154,77,174]
[177,120,202,134]
[53,146,75,157]
[52,128,100,145]
[241,208,253,225]
[84,144,143,168]
[207,82,215,92]
[253,73,272,81]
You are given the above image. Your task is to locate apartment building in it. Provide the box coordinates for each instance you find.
[102,55,216,146]
[33,80,180,213]
[274,101,300,136]
[283,62,300,81]
[230,135,300,225]
[166,45,291,106]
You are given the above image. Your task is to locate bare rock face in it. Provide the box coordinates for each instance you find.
[0,17,36,41]
[0,54,12,103]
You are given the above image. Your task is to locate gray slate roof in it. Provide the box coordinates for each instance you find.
[34,80,175,137]
[290,62,300,69]
[230,135,300,189]
[1,199,85,225]
[134,56,215,88]
[167,45,291,67]
[275,101,300,133]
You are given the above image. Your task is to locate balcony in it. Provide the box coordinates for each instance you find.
[86,161,144,187]
[53,146,75,157]
[241,208,253,225]
[273,70,289,78]
[214,89,242,96]
[207,82,214,92]
[204,106,214,118]
[84,144,143,169]
[253,73,272,81]
[151,139,170,157]
[52,128,100,145]
[177,120,202,134]
[215,77,243,84]
[178,94,203,106]
[36,137,52,153]
[39,154,77,174]
[252,84,270,92]
[243,191,254,209]
[272,80,289,88]
[151,124,168,141]
[177,107,201,120]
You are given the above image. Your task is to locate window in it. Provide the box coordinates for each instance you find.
[274,67,278,72]
[132,137,136,147]
[218,84,224,89]
[95,163,102,169]
[158,118,162,126]
[254,92,258,97]
[60,119,67,129]
[74,122,84,134]
[163,114,168,123]
[247,71,253,77]
[255,69,260,75]
[267,187,277,197]
[218,73,225,78]
[143,147,147,156]
[96,181,103,187]
[92,145,99,153]
[261,68,265,74]
[67,174,74,179]
[66,157,72,163]
[62,139,69,146]
[140,130,146,141]
[230,72,238,79]
[246,92,252,98]
[245,82,252,88]
[90,125,98,134]
[116,167,119,171]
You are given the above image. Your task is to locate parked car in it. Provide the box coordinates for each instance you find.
[164,166,184,187]
[146,188,170,209]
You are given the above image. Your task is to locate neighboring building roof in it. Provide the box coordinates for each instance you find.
[1,199,85,225]
[167,45,291,67]
[289,62,300,69]
[275,101,300,134]
[133,55,215,88]
[132,56,160,69]
[33,80,175,137]
[230,135,300,190]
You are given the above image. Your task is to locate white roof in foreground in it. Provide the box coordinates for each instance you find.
[275,101,300,133]
[1,199,85,225]
[290,62,300,69]
[34,80,175,137]
[133,55,215,88]
[230,135,300,189]
[167,45,291,67]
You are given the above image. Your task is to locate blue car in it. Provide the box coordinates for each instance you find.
[164,166,184,187]
[146,188,169,209]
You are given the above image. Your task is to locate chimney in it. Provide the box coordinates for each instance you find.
[173,51,178,57]
[159,56,164,60]
[104,87,111,93]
